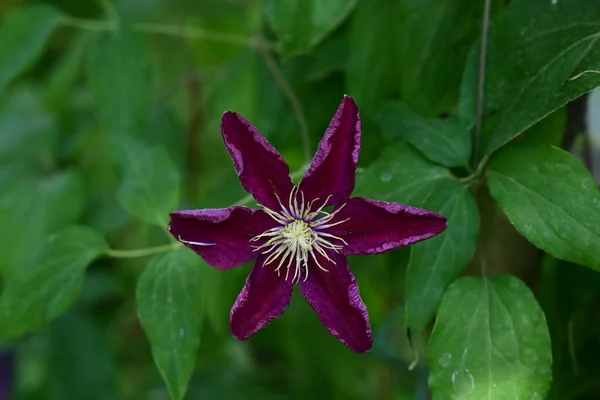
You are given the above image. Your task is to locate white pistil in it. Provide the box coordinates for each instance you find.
[250,186,350,284]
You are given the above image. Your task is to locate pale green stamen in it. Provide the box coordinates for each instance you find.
[250,186,349,284]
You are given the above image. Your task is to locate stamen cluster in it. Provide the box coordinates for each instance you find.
[251,187,349,283]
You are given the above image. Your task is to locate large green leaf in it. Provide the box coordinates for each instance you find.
[0,170,84,277]
[398,0,480,116]
[0,5,62,96]
[488,144,600,271]
[88,29,151,137]
[259,0,358,57]
[376,101,471,167]
[114,138,180,227]
[137,248,203,400]
[461,0,600,156]
[354,143,479,333]
[0,226,108,338]
[429,275,552,399]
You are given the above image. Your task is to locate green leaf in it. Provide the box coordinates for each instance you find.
[398,0,480,116]
[88,29,151,137]
[114,138,180,227]
[0,86,57,162]
[260,0,358,57]
[0,226,108,338]
[0,5,62,96]
[354,143,479,333]
[345,0,400,114]
[429,275,552,399]
[461,0,600,156]
[137,248,203,400]
[46,31,91,107]
[307,27,348,81]
[0,171,85,277]
[376,101,471,167]
[47,312,116,400]
[520,107,566,147]
[488,144,600,271]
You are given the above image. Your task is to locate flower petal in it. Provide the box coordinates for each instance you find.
[299,96,361,205]
[169,207,277,270]
[222,112,294,210]
[327,197,447,255]
[230,256,294,340]
[300,253,372,353]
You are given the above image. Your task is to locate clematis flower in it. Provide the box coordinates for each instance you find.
[169,96,447,353]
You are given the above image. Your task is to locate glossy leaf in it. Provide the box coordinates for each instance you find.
[429,275,552,399]
[137,248,203,400]
[114,138,181,227]
[376,101,471,167]
[88,29,151,137]
[260,0,358,57]
[488,144,600,271]
[0,226,108,338]
[354,143,479,332]
[0,171,84,278]
[0,6,62,95]
[461,0,600,156]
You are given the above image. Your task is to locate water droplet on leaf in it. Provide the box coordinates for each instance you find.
[438,353,452,367]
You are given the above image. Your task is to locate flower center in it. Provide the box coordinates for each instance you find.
[251,186,349,283]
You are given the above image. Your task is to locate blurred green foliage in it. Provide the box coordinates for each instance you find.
[1,0,600,399]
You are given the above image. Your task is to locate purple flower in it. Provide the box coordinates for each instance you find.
[169,96,447,353]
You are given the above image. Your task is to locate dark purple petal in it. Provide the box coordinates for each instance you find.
[0,351,14,400]
[300,253,372,353]
[230,256,294,340]
[327,197,447,256]
[299,96,361,205]
[222,112,294,210]
[169,207,277,270]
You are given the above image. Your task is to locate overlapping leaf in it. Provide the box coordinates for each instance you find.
[429,275,552,399]
[354,143,479,332]
[488,144,600,271]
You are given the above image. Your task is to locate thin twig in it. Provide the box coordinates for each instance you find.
[473,0,492,165]
[61,17,278,51]
[257,42,312,163]
[105,242,182,258]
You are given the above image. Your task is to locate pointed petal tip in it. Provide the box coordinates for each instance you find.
[221,111,238,122]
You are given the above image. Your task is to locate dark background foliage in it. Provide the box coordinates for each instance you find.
[1,0,600,399]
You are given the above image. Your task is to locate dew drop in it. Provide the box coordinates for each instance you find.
[509,277,520,289]
[438,353,452,367]
[539,365,550,374]
[531,392,541,400]
[380,172,393,182]
[179,328,185,337]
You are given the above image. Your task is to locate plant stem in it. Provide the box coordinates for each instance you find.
[257,42,312,163]
[473,0,492,166]
[105,242,182,258]
[61,17,277,50]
